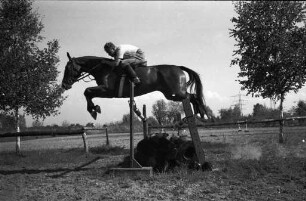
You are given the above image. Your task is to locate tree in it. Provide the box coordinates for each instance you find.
[85,122,94,127]
[252,103,279,120]
[218,104,242,123]
[230,1,306,143]
[146,116,159,126]
[293,100,306,125]
[166,101,184,124]
[121,113,141,124]
[0,113,26,130]
[32,119,43,128]
[0,0,65,129]
[152,99,168,125]
[61,120,70,127]
[295,100,306,116]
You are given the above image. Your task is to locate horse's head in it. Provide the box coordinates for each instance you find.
[62,52,82,90]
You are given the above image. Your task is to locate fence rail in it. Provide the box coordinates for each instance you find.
[149,116,306,130]
[0,128,85,138]
[0,127,109,154]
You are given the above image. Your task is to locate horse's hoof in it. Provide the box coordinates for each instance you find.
[90,111,97,120]
[95,105,101,113]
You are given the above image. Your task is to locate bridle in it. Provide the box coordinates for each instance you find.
[74,61,100,83]
[67,57,96,83]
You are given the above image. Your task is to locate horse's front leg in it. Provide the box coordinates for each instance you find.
[84,85,107,119]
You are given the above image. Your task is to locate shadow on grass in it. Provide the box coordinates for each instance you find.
[0,156,105,176]
[90,145,128,155]
[0,145,128,177]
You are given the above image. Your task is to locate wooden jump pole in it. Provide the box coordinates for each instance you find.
[182,98,206,165]
[129,82,142,168]
[110,82,152,176]
[143,104,148,139]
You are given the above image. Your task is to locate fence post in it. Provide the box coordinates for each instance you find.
[105,127,109,145]
[143,104,148,139]
[82,131,89,153]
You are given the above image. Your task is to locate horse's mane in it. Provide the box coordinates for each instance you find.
[74,56,112,63]
[73,56,113,68]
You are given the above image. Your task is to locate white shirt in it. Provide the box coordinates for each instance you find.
[115,44,139,60]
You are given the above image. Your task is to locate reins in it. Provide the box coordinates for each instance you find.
[76,73,93,82]
[74,60,102,83]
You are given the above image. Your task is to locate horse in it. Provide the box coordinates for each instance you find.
[61,52,210,120]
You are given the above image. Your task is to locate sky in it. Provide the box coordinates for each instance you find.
[25,1,306,127]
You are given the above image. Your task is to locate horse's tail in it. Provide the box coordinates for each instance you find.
[179,66,208,119]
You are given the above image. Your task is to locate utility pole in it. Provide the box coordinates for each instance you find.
[231,91,247,117]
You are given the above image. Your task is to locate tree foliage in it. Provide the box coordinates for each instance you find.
[166,101,184,124]
[230,1,306,100]
[230,1,306,142]
[294,100,306,116]
[218,105,242,122]
[0,113,26,130]
[0,0,65,120]
[152,99,168,125]
[151,100,184,125]
[152,99,214,125]
[252,103,280,120]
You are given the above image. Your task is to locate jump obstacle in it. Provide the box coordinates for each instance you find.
[1,83,207,174]
[110,81,209,175]
[182,99,206,165]
[109,81,153,176]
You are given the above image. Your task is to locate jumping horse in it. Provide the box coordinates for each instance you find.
[61,52,210,120]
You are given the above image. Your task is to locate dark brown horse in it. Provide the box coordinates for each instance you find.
[61,52,209,120]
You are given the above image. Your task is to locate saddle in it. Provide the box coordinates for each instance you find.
[117,60,147,97]
[133,60,147,68]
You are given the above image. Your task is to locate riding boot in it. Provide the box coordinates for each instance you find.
[123,64,141,84]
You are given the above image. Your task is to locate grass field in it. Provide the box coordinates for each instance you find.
[0,126,306,200]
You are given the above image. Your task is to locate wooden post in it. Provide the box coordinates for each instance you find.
[182,98,206,165]
[82,132,89,153]
[105,127,109,145]
[143,104,148,139]
[109,83,152,176]
[129,82,142,168]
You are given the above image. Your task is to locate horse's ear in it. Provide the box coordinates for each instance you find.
[67,52,72,61]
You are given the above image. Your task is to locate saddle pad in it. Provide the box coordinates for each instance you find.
[118,75,127,98]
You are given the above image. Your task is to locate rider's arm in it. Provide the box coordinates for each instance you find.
[113,48,124,66]
[113,58,121,66]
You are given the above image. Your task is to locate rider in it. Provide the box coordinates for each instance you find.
[103,42,147,84]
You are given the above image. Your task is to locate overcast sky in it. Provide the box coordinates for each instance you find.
[26,1,306,127]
